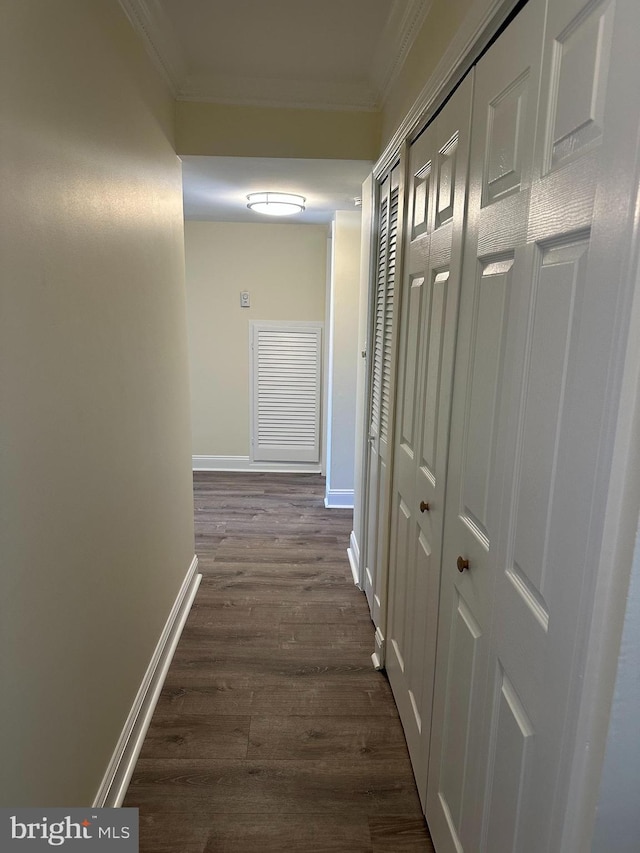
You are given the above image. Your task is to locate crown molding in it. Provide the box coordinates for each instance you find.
[118,0,188,96]
[119,0,428,113]
[371,0,434,106]
[177,75,379,113]
[375,0,521,177]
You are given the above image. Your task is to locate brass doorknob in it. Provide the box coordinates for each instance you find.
[457,556,470,572]
[420,501,430,513]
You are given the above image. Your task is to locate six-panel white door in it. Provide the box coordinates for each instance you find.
[425,0,640,850]
[386,75,473,808]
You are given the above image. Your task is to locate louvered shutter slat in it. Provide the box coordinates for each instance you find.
[370,196,389,435]
[380,187,400,443]
[252,323,322,462]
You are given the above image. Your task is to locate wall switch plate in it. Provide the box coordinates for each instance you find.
[240,291,250,308]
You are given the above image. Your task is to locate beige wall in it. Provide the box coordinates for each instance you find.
[380,0,476,148]
[0,0,195,805]
[177,101,381,160]
[185,221,327,458]
[325,212,363,502]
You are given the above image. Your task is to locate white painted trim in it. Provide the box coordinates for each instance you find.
[371,627,386,670]
[92,556,201,808]
[324,489,355,509]
[117,0,188,96]
[375,0,520,178]
[347,530,362,588]
[372,0,434,105]
[193,455,321,474]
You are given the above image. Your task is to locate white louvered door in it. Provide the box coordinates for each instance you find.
[363,166,402,629]
[250,322,322,463]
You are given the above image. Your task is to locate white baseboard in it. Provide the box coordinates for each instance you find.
[324,489,355,509]
[347,530,362,588]
[193,455,321,473]
[371,626,386,671]
[93,555,201,808]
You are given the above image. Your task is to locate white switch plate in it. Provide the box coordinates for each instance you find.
[240,291,250,308]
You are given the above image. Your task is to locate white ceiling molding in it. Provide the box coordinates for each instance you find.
[118,0,188,96]
[177,74,379,113]
[119,0,437,113]
[370,0,434,106]
[375,0,522,178]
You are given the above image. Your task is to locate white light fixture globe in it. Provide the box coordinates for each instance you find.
[247,192,306,216]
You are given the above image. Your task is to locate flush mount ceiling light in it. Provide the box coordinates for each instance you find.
[246,192,306,216]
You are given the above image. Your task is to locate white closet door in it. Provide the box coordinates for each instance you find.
[385,74,473,808]
[250,322,322,463]
[364,167,402,626]
[427,0,640,850]
[426,0,548,847]
[479,0,639,849]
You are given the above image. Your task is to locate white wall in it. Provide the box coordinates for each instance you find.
[184,221,327,464]
[325,211,363,507]
[0,0,195,805]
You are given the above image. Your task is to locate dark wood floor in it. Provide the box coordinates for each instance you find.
[124,472,434,852]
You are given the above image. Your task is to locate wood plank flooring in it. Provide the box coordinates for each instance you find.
[124,472,434,852]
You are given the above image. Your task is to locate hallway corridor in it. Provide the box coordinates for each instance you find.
[124,473,432,852]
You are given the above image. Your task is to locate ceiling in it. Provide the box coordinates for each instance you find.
[182,156,373,225]
[119,0,431,223]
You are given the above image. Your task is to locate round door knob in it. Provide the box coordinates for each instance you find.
[420,501,430,513]
[457,556,470,573]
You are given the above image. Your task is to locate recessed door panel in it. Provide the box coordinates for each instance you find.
[483,669,534,853]
[399,275,426,455]
[420,269,450,486]
[485,72,529,204]
[512,239,589,606]
[413,162,432,239]
[461,260,512,544]
[549,0,614,168]
[436,134,458,227]
[389,497,412,674]
[438,591,482,834]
